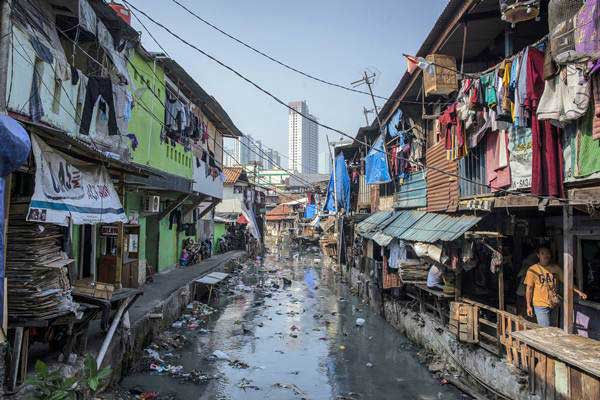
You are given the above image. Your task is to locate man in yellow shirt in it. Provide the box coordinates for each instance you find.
[525,247,587,327]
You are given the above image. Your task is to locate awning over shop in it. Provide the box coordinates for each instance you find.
[28,134,128,226]
[384,211,481,243]
[357,210,482,244]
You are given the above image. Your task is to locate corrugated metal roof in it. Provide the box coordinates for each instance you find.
[383,210,427,238]
[385,211,481,243]
[356,211,396,237]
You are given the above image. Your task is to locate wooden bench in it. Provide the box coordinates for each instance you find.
[407,284,454,325]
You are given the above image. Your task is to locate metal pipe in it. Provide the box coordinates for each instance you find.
[96,297,132,368]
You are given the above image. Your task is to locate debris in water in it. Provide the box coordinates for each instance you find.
[211,350,231,361]
[229,359,250,369]
[273,383,308,398]
[238,377,260,391]
[355,318,365,327]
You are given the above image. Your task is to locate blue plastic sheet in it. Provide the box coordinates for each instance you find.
[323,153,351,212]
[0,116,31,327]
[387,108,403,138]
[365,134,392,185]
[304,203,317,219]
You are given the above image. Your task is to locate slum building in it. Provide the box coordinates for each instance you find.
[322,1,600,399]
[0,0,246,393]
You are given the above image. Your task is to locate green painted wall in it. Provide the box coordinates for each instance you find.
[158,216,177,271]
[213,222,226,253]
[127,50,193,179]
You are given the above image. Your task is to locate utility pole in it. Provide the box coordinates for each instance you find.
[326,135,338,214]
[352,71,396,192]
[362,107,374,126]
[352,72,383,132]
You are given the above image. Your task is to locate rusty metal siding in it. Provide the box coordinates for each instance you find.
[426,142,459,212]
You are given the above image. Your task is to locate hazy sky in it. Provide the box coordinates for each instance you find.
[126,0,446,169]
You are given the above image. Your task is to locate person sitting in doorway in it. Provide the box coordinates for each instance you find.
[525,246,587,327]
[427,264,444,291]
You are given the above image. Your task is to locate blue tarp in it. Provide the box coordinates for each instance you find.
[387,108,403,138]
[365,134,392,185]
[324,153,351,212]
[0,116,31,327]
[304,203,317,219]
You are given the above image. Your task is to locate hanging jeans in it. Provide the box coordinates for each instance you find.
[80,77,119,136]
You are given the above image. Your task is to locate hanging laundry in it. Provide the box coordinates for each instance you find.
[537,64,590,124]
[126,133,139,150]
[575,106,600,177]
[485,130,511,191]
[480,70,498,109]
[387,108,403,137]
[495,60,512,122]
[440,103,466,160]
[509,125,533,189]
[574,0,600,60]
[515,48,530,127]
[388,240,407,269]
[80,77,119,136]
[365,134,392,185]
[525,47,564,197]
[591,73,600,140]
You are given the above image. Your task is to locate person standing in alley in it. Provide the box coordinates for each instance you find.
[525,246,587,327]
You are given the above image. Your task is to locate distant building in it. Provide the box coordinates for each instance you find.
[318,151,331,175]
[288,101,318,174]
[265,148,281,169]
[227,135,282,170]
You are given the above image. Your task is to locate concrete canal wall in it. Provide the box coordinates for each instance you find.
[341,263,535,400]
[107,253,245,381]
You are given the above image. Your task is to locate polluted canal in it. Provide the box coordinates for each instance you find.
[115,251,467,400]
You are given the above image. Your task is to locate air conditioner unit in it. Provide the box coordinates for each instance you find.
[143,195,160,213]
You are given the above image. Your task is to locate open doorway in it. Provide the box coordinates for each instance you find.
[79,225,96,280]
[146,215,160,274]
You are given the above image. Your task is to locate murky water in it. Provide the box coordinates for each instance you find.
[118,252,466,400]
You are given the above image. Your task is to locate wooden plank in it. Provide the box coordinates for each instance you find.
[580,371,600,400]
[479,317,496,328]
[570,368,584,400]
[536,352,547,399]
[555,361,569,400]
[546,357,556,400]
[564,205,574,333]
[479,331,497,344]
[10,327,23,390]
[512,328,600,378]
[18,328,29,386]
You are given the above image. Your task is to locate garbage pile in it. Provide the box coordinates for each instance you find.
[170,301,216,331]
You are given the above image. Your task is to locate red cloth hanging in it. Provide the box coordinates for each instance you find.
[525,47,564,197]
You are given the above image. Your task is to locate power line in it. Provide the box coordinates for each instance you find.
[126,8,318,189]
[124,2,574,205]
[9,5,316,207]
[169,0,390,101]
